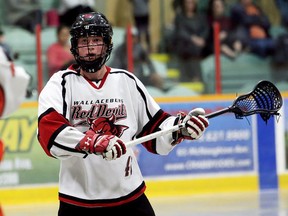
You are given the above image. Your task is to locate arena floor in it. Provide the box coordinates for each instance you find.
[2,189,288,216]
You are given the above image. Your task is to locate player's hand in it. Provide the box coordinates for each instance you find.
[76,130,126,160]
[172,108,209,145]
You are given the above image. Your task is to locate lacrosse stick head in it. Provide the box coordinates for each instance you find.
[230,80,283,122]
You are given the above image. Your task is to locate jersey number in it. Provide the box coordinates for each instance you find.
[125,156,132,177]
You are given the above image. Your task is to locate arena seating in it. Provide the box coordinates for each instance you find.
[201,53,272,94]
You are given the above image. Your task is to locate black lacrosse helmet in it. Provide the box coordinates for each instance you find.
[70,12,113,73]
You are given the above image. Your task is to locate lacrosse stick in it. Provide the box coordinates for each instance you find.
[126,80,282,147]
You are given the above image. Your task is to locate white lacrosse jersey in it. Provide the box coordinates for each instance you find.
[37,65,178,207]
[0,47,30,118]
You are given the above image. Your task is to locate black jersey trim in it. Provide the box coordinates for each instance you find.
[61,71,81,119]
[109,70,153,119]
[137,110,171,153]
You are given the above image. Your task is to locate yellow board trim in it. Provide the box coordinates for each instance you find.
[0,185,58,205]
[145,175,258,197]
[20,101,38,108]
[279,174,288,189]
[0,175,259,205]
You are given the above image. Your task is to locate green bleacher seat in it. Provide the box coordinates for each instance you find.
[166,86,199,97]
[270,25,287,39]
[146,86,166,97]
[274,81,288,92]
[147,85,199,97]
[111,27,126,49]
[41,27,57,52]
[201,53,272,94]
[106,27,125,66]
[240,80,288,94]
[3,26,35,56]
[39,0,58,12]
[151,59,168,78]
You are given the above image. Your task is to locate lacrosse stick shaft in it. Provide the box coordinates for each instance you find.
[205,107,231,119]
[126,123,185,147]
[125,107,231,148]
[126,109,199,147]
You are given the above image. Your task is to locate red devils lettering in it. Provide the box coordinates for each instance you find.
[71,104,127,120]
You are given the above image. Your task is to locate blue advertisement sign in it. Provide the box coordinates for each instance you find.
[136,100,256,177]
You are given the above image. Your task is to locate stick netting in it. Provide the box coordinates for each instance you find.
[232,81,282,121]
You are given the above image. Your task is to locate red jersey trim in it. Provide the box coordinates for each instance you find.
[59,181,146,207]
[84,66,111,89]
[138,110,171,153]
[38,108,71,157]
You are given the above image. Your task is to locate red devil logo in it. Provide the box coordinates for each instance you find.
[88,115,128,137]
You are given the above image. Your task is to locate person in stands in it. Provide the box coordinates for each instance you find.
[46,25,75,77]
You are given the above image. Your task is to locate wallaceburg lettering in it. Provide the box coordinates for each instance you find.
[73,98,124,105]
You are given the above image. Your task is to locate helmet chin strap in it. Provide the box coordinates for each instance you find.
[77,57,105,73]
[77,45,108,73]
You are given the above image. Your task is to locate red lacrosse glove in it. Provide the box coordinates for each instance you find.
[76,130,126,160]
[172,108,209,145]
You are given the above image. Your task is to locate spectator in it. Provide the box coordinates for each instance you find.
[110,27,165,91]
[205,0,244,59]
[172,0,182,13]
[172,0,209,82]
[4,0,42,33]
[230,0,275,58]
[172,0,209,14]
[130,0,151,52]
[58,0,96,27]
[46,25,75,77]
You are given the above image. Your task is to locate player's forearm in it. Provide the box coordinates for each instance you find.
[39,124,87,158]
[154,116,177,155]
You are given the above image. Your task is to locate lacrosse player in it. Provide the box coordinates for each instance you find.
[0,48,30,119]
[37,12,209,216]
[0,45,30,165]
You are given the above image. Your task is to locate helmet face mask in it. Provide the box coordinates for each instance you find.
[77,36,106,63]
[70,12,113,73]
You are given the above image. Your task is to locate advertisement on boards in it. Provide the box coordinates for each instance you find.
[136,101,256,177]
[0,104,59,187]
